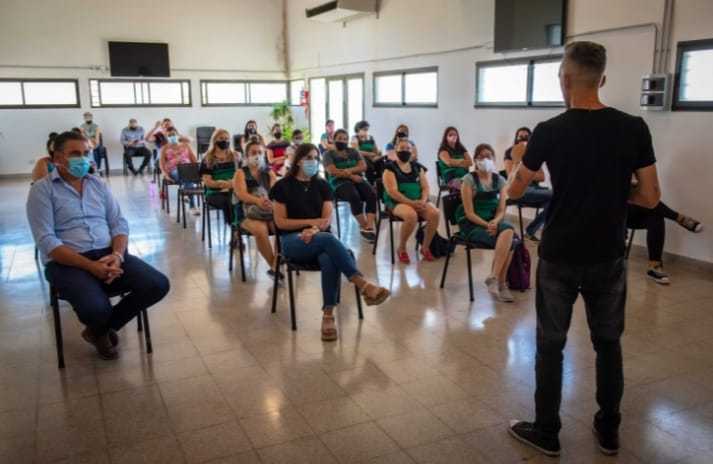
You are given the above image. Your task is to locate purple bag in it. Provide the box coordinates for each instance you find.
[507,241,531,291]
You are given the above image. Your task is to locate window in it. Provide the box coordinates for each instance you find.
[290,80,305,105]
[89,79,190,107]
[200,80,289,106]
[475,56,564,107]
[0,79,79,109]
[673,39,713,111]
[309,74,364,134]
[373,67,438,107]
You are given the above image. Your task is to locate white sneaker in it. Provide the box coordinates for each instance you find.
[190,207,201,216]
[499,284,515,303]
[485,276,500,300]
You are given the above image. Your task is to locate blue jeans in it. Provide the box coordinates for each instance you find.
[522,186,552,236]
[281,232,361,309]
[45,248,170,336]
[534,257,626,438]
[170,169,196,208]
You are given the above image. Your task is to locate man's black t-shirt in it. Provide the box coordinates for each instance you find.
[522,107,656,265]
[270,175,333,231]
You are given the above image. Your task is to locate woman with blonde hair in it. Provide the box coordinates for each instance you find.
[199,128,239,225]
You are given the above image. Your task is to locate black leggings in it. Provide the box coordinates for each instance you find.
[653,201,679,222]
[335,181,377,217]
[206,192,233,225]
[628,204,665,262]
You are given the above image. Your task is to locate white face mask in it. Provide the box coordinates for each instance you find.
[476,158,495,173]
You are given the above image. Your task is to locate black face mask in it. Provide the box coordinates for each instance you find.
[517,136,529,143]
[247,128,256,135]
[397,131,408,138]
[129,126,137,131]
[396,150,412,163]
[84,120,92,125]
[335,141,348,151]
[216,140,230,150]
[274,132,282,139]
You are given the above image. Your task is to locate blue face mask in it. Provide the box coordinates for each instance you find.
[67,156,91,178]
[167,135,179,144]
[302,159,319,177]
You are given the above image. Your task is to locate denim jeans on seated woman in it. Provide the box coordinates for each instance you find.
[522,186,552,236]
[170,168,196,208]
[280,231,361,309]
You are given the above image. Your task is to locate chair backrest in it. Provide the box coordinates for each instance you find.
[196,126,216,144]
[435,161,446,187]
[233,133,243,153]
[176,162,202,183]
[441,193,462,238]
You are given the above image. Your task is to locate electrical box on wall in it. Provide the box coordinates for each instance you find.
[640,74,669,111]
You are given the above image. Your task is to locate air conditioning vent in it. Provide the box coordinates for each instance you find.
[305,0,377,23]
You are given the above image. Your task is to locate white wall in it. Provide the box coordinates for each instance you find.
[286,0,713,264]
[0,0,299,174]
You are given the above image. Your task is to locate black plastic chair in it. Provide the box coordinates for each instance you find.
[201,195,230,249]
[94,134,110,177]
[196,126,216,159]
[434,161,449,208]
[49,285,152,369]
[270,232,363,331]
[228,217,276,283]
[160,176,178,214]
[175,163,204,229]
[439,193,492,302]
[371,179,421,264]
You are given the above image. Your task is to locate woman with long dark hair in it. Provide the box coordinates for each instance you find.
[271,143,390,341]
[437,126,472,190]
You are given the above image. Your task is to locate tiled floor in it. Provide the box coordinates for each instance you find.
[1,175,713,463]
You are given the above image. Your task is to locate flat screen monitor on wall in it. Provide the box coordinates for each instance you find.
[108,42,170,77]
[494,0,567,53]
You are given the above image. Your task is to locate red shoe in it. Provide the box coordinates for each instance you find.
[398,250,411,264]
[421,248,435,261]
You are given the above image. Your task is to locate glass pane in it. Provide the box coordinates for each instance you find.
[206,82,245,104]
[679,49,713,101]
[149,82,183,104]
[328,80,344,129]
[0,81,23,106]
[374,74,402,104]
[310,79,326,138]
[182,82,190,104]
[532,61,563,103]
[290,80,305,105]
[477,64,528,103]
[99,82,136,105]
[23,81,77,105]
[347,78,363,133]
[89,80,100,107]
[250,82,287,104]
[404,71,437,104]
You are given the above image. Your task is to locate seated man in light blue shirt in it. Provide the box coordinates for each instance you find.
[27,131,170,360]
[121,118,152,175]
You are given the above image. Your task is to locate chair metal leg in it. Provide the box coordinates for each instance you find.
[176,190,182,224]
[439,242,452,288]
[34,246,39,261]
[207,208,213,249]
[50,287,65,369]
[466,247,474,302]
[201,201,206,242]
[517,206,524,239]
[137,311,143,332]
[141,309,153,354]
[287,267,297,331]
[229,228,235,272]
[160,180,166,211]
[166,185,171,215]
[372,214,381,255]
[355,284,364,320]
[625,229,636,259]
[335,204,341,239]
[389,218,395,264]
[238,229,247,282]
[182,194,187,229]
[271,254,281,314]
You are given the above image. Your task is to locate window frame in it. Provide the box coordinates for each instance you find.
[372,66,439,108]
[289,79,306,106]
[308,72,365,133]
[672,38,713,112]
[199,79,290,107]
[474,55,564,108]
[89,78,191,108]
[0,78,80,109]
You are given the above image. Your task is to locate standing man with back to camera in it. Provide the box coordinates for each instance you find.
[506,41,661,457]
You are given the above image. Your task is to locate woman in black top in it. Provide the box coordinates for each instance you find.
[271,143,390,341]
[233,140,278,276]
[238,120,265,154]
[200,129,238,225]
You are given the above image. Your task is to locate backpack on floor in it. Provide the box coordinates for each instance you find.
[507,240,531,291]
[416,226,454,258]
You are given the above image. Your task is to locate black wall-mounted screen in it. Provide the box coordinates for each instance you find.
[494,0,567,53]
[108,42,170,77]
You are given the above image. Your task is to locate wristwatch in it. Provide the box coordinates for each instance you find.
[112,251,125,264]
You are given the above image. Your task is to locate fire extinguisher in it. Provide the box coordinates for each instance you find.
[300,89,309,113]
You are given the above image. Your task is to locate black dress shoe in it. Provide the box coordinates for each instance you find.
[593,416,619,455]
[81,328,119,360]
[508,420,561,457]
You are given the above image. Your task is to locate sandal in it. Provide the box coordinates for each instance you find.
[420,248,435,262]
[321,314,338,342]
[361,283,390,306]
[398,250,410,264]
